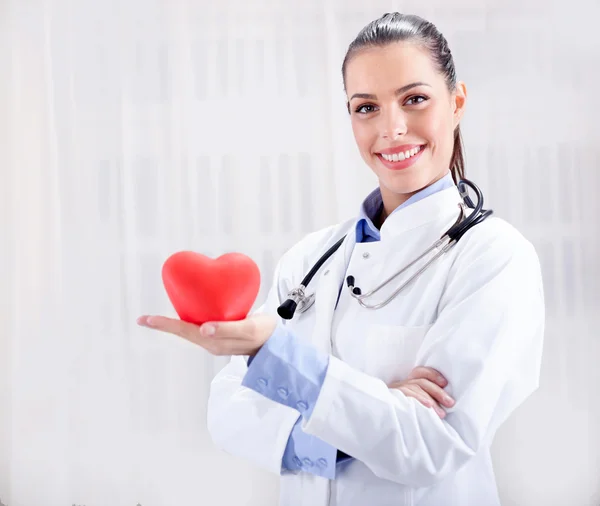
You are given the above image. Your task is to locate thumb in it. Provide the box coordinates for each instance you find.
[200,313,276,341]
[200,319,251,338]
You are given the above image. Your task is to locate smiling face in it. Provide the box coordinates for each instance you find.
[344,42,467,215]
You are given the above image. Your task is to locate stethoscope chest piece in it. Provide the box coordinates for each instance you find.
[297,293,315,313]
[276,285,315,320]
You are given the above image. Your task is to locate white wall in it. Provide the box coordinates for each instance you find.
[1,0,598,505]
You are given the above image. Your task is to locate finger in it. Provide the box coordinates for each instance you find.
[413,378,455,408]
[433,403,446,418]
[138,315,256,356]
[391,384,447,418]
[137,315,201,340]
[399,384,434,408]
[407,366,448,387]
[406,385,447,418]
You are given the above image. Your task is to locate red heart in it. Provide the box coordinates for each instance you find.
[161,251,261,326]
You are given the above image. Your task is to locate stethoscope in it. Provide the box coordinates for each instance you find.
[277,179,493,320]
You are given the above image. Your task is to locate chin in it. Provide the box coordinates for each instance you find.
[380,171,434,195]
[380,177,418,195]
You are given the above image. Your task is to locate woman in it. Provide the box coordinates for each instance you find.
[138,12,545,506]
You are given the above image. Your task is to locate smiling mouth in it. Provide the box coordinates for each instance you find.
[377,144,425,162]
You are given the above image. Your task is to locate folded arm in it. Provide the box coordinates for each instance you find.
[242,227,545,486]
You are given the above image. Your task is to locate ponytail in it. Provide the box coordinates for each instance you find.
[450,125,465,184]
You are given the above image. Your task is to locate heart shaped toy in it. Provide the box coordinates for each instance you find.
[162,251,261,326]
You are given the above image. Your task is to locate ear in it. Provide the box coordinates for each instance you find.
[452,81,467,128]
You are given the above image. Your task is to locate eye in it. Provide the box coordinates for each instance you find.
[405,95,429,106]
[355,103,378,114]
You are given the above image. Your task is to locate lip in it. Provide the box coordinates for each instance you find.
[376,144,426,171]
[377,144,425,155]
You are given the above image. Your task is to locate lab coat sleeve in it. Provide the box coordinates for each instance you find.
[242,322,358,475]
[301,224,545,487]
[206,254,302,475]
[282,418,340,478]
[244,322,339,479]
[206,226,343,476]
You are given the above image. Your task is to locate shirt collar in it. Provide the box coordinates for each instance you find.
[356,171,455,242]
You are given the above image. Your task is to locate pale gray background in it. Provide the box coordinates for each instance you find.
[1,0,599,505]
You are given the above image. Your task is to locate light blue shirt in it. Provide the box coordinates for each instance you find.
[243,172,455,479]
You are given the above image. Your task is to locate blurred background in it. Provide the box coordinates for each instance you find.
[1,0,599,505]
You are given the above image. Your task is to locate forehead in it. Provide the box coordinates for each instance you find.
[345,42,443,94]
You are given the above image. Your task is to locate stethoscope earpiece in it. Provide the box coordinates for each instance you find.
[346,276,361,295]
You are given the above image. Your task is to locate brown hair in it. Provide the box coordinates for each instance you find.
[342,12,465,183]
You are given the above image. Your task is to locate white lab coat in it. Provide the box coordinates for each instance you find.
[207,185,545,506]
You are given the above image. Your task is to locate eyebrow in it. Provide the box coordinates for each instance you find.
[349,82,431,101]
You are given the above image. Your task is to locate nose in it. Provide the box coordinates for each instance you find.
[380,108,408,140]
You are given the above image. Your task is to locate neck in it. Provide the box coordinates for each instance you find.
[378,188,416,227]
[376,205,389,229]
[378,170,452,226]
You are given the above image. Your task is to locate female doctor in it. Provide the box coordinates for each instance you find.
[137,12,545,506]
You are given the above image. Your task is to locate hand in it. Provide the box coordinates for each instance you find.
[388,366,455,418]
[136,312,277,356]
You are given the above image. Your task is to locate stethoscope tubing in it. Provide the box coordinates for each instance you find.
[277,178,492,320]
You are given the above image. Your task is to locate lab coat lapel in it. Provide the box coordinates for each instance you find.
[380,186,463,240]
[310,227,356,355]
[305,187,462,355]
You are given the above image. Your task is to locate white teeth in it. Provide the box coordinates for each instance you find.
[381,145,423,162]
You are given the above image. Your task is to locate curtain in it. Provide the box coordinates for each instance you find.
[1,0,598,505]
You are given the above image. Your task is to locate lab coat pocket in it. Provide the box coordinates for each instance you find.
[365,324,432,385]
